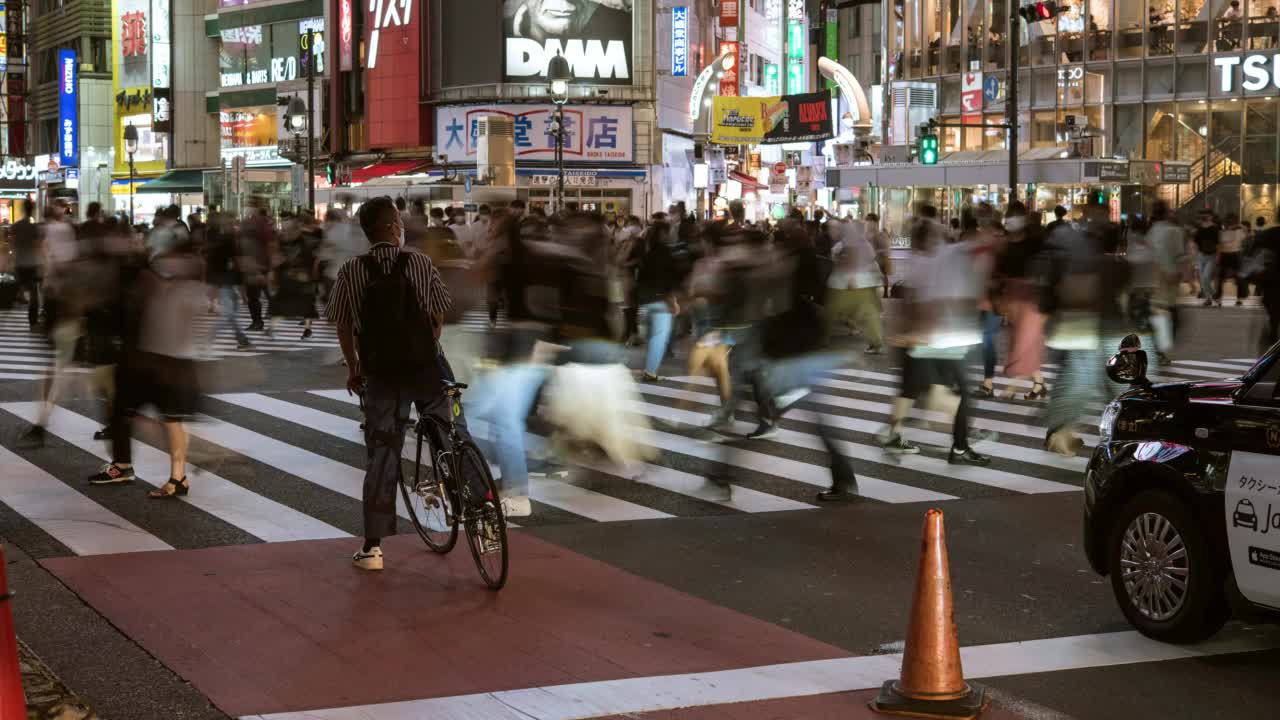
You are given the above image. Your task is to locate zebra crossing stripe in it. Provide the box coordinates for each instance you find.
[636,383,1086,472]
[176,412,416,520]
[227,391,671,523]
[0,403,350,544]
[0,441,171,555]
[308,388,951,504]
[634,401,1078,496]
[303,390,809,515]
[1172,359,1256,371]
[668,376,1101,446]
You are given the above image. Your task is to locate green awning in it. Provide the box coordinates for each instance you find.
[136,169,207,194]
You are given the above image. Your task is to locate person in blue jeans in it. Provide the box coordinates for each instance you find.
[634,214,686,381]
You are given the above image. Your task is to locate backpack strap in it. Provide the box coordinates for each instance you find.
[360,253,385,278]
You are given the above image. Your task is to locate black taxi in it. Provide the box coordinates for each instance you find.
[1085,336,1280,642]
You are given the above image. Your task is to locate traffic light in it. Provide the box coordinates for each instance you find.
[920,134,938,165]
[1018,1,1063,23]
[326,161,336,185]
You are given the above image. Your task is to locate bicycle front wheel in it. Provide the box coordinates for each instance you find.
[457,443,508,590]
[400,425,459,553]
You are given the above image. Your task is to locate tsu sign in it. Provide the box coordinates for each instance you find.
[59,49,78,168]
[1215,54,1280,92]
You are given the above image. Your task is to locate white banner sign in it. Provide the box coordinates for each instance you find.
[436,104,633,164]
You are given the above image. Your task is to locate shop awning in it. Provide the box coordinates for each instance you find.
[729,171,766,191]
[136,169,206,194]
[350,160,430,185]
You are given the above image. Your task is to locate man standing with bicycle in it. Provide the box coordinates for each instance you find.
[327,196,458,571]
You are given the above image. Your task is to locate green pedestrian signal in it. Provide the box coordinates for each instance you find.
[920,134,939,165]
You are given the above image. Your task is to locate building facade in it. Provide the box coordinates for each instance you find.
[828,0,1280,228]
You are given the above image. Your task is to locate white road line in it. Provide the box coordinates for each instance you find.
[0,441,172,556]
[637,384,1086,472]
[1,403,349,543]
[0,355,57,363]
[0,372,54,381]
[635,401,1078,495]
[669,376,1101,446]
[179,412,413,520]
[296,390,672,522]
[239,627,1280,720]
[817,370,1071,420]
[1172,359,1256,371]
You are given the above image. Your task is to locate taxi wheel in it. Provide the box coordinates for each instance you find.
[1107,490,1229,643]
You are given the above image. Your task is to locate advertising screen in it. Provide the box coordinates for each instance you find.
[503,0,633,85]
[710,91,833,145]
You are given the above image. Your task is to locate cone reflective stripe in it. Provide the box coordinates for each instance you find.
[872,509,985,719]
[0,546,25,718]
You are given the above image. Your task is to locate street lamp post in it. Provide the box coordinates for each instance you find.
[287,94,309,213]
[123,122,138,226]
[547,51,572,213]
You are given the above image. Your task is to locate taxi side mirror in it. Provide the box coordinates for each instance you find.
[1107,334,1149,386]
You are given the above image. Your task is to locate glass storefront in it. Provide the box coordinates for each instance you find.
[881,0,1280,217]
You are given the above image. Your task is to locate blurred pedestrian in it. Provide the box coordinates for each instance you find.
[268,211,321,339]
[825,216,884,353]
[1193,210,1221,307]
[1218,213,1247,305]
[635,213,683,381]
[241,199,276,331]
[12,199,41,330]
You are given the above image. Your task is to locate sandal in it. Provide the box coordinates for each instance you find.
[148,477,190,499]
[971,383,995,398]
[1025,382,1048,400]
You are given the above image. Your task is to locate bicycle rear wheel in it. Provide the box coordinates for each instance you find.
[457,442,508,590]
[400,423,459,553]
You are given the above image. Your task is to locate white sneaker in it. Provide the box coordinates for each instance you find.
[352,546,384,571]
[500,495,532,518]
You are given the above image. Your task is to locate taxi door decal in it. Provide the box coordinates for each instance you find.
[1225,450,1280,609]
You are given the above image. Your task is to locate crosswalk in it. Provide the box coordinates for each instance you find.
[0,306,340,382]
[0,354,1258,561]
[0,307,510,383]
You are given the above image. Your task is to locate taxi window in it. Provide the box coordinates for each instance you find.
[1243,342,1280,385]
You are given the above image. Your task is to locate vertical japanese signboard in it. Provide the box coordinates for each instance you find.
[338,0,353,71]
[0,3,8,74]
[824,9,837,91]
[59,49,78,168]
[787,21,804,94]
[720,0,738,28]
[961,71,982,125]
[672,6,688,77]
[718,40,739,97]
[151,0,171,134]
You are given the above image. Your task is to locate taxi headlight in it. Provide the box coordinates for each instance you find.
[1099,401,1121,442]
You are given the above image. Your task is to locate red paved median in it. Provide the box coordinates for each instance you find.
[44,532,848,718]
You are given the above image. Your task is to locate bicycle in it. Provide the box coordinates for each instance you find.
[399,381,509,590]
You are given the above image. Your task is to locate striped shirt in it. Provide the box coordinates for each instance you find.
[324,243,452,332]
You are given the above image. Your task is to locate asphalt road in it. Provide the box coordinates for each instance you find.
[0,301,1276,720]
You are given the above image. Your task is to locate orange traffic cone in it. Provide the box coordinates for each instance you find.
[0,545,26,718]
[871,509,986,719]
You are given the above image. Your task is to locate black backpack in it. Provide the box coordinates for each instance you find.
[357,253,439,381]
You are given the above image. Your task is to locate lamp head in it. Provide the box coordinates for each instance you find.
[123,122,139,155]
[547,51,572,102]
[287,96,307,133]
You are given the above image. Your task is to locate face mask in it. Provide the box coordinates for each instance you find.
[1005,216,1026,232]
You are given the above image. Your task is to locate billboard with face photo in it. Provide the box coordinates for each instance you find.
[503,0,633,86]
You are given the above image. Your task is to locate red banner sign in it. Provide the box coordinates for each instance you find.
[718,40,739,97]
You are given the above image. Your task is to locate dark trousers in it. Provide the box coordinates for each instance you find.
[245,283,266,326]
[110,360,133,465]
[979,310,1002,379]
[934,358,971,450]
[360,358,472,540]
[15,267,39,328]
[1217,252,1244,300]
